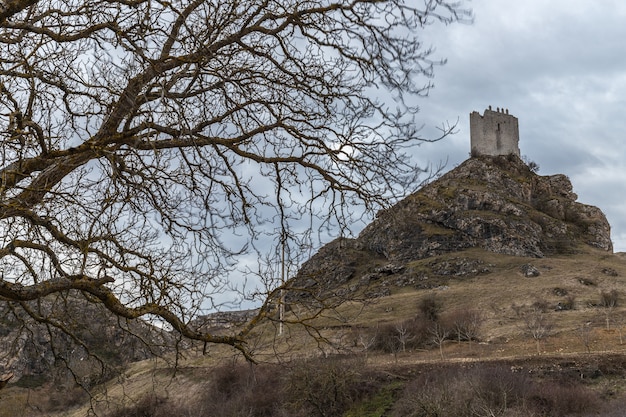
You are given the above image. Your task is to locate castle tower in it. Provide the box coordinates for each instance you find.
[470,106,520,157]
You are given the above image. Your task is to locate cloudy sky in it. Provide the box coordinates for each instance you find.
[410,0,626,252]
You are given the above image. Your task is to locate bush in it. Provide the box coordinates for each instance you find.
[105,359,606,417]
[107,395,171,417]
[391,363,600,417]
[391,366,473,417]
[371,322,402,354]
[390,364,531,417]
[109,364,284,417]
[418,293,442,321]
[199,363,282,417]
[444,308,484,343]
[284,356,377,417]
[367,318,431,354]
[42,386,89,413]
[14,374,47,389]
[531,299,550,313]
[406,317,432,348]
[600,290,619,308]
[578,277,596,286]
[468,364,531,415]
[529,380,600,417]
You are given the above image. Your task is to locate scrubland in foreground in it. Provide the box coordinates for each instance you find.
[3,247,626,417]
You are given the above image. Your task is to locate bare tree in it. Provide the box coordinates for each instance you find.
[600,290,619,330]
[446,308,484,348]
[357,328,377,358]
[615,313,626,345]
[395,320,415,353]
[429,321,449,360]
[0,0,468,360]
[522,307,553,355]
[578,322,593,353]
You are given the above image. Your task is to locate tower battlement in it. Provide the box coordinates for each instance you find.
[470,106,519,157]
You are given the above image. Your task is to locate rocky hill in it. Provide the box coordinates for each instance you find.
[289,155,613,300]
[3,154,625,417]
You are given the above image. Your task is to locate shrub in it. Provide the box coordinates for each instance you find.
[523,155,540,173]
[368,318,431,354]
[406,317,432,348]
[528,380,600,417]
[371,322,402,354]
[391,363,600,417]
[284,356,377,417]
[391,366,473,417]
[600,290,619,308]
[601,267,618,277]
[107,395,172,417]
[391,364,532,417]
[531,299,550,313]
[444,308,484,343]
[468,364,530,415]
[109,363,286,417]
[105,360,606,417]
[418,293,442,322]
[45,386,89,413]
[200,363,282,417]
[14,374,47,389]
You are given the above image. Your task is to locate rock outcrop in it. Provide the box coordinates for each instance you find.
[0,293,172,387]
[288,155,612,300]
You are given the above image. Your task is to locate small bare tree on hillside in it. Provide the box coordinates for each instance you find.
[357,329,377,358]
[579,322,593,353]
[614,313,626,345]
[446,308,484,348]
[523,308,553,355]
[429,322,450,360]
[600,290,619,330]
[395,321,416,353]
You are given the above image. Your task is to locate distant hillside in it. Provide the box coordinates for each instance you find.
[0,292,172,388]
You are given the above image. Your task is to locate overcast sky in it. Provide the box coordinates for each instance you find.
[410,0,626,252]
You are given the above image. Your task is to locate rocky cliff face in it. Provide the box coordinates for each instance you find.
[0,293,172,387]
[288,155,612,299]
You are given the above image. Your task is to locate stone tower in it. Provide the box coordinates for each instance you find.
[470,106,520,157]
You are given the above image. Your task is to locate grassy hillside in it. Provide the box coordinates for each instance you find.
[2,246,626,416]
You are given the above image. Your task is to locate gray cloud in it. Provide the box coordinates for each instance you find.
[410,0,626,251]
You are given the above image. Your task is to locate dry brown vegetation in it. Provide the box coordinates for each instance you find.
[2,246,626,416]
[22,353,626,417]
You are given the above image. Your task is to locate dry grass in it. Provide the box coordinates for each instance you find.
[4,246,626,416]
[174,246,626,365]
[244,246,626,360]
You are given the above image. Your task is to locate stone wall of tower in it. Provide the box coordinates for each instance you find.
[470,107,520,157]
